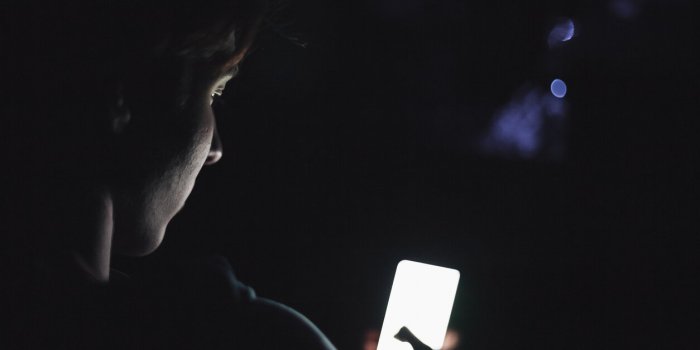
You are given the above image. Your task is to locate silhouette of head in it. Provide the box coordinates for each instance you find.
[1,0,267,256]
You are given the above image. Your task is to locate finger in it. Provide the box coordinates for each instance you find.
[394,327,433,350]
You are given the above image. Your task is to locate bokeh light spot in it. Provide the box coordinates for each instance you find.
[548,18,575,47]
[550,79,567,98]
[610,0,640,19]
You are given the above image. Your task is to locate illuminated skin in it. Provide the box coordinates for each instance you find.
[61,61,240,283]
[110,64,237,257]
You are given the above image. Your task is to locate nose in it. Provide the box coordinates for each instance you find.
[205,125,223,165]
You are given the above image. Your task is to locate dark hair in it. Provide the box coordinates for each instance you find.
[1,0,268,154]
[5,1,267,71]
[2,0,268,125]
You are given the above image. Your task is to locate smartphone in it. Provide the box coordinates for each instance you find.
[376,260,460,350]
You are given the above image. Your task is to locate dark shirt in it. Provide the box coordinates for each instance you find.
[2,256,336,349]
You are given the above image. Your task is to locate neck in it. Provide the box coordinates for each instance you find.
[70,190,113,283]
[25,185,115,284]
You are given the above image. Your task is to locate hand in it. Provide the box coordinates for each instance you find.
[394,326,434,350]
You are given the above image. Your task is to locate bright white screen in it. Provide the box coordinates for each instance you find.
[377,260,460,350]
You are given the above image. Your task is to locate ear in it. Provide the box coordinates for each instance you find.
[108,85,131,135]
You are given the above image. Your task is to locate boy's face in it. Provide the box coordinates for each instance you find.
[109,61,237,256]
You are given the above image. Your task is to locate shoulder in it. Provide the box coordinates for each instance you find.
[132,255,336,350]
[237,297,337,350]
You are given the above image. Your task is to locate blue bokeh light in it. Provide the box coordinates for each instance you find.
[548,19,575,47]
[479,87,567,160]
[550,79,567,98]
[610,0,640,19]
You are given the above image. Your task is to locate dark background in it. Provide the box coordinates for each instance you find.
[119,0,698,349]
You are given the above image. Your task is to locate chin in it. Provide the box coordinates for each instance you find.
[113,223,168,257]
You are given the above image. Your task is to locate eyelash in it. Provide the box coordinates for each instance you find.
[212,87,224,98]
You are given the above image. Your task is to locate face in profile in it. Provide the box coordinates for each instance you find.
[109,62,238,256]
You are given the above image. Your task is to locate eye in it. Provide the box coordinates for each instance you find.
[209,68,236,105]
[211,86,225,98]
[210,86,226,105]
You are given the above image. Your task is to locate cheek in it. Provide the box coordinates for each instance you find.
[186,101,216,166]
[115,97,215,199]
[110,87,217,255]
[159,99,216,199]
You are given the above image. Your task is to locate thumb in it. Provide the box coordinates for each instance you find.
[394,326,434,350]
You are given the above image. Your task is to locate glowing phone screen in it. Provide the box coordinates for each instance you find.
[376,260,460,350]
